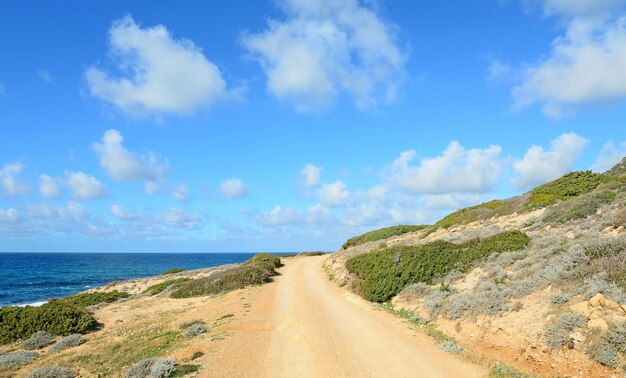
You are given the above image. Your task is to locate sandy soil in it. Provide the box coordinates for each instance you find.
[11,256,486,377]
[210,255,486,377]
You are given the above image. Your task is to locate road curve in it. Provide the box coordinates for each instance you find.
[211,255,486,377]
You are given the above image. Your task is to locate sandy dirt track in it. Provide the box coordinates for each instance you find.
[211,255,486,377]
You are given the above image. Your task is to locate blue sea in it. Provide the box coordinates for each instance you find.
[0,253,271,307]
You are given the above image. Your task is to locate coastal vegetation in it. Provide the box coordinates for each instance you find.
[60,290,130,308]
[341,225,429,249]
[143,278,191,296]
[346,230,531,302]
[162,268,186,275]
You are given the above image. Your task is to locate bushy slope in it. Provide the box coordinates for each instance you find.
[341,225,429,249]
[346,231,530,302]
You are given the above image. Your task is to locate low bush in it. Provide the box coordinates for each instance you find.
[559,312,587,331]
[143,279,191,296]
[346,231,530,302]
[550,293,571,305]
[183,322,208,338]
[587,337,620,369]
[606,323,626,353]
[342,225,429,249]
[545,324,568,350]
[437,340,462,354]
[435,198,526,228]
[0,301,97,344]
[526,171,614,209]
[579,273,626,304]
[490,362,528,377]
[298,251,326,256]
[26,366,76,378]
[126,357,176,378]
[241,253,282,272]
[543,190,616,224]
[49,334,86,352]
[0,350,38,369]
[61,291,130,308]
[162,268,186,275]
[22,331,56,350]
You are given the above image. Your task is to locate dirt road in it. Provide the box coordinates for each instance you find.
[212,256,486,377]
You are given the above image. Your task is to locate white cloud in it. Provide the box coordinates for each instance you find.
[85,15,229,117]
[591,140,626,172]
[242,0,406,112]
[110,204,137,220]
[219,178,248,199]
[300,163,322,187]
[385,141,504,195]
[0,208,19,223]
[512,2,626,117]
[171,183,189,202]
[93,129,168,193]
[0,162,32,196]
[486,59,513,83]
[317,180,350,207]
[159,208,202,230]
[512,132,589,189]
[66,171,109,200]
[39,174,61,199]
[37,70,53,84]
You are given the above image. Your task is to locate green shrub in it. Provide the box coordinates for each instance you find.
[143,279,191,296]
[526,171,613,209]
[346,231,530,302]
[170,266,270,298]
[543,190,616,224]
[61,291,130,308]
[437,340,462,354]
[298,251,326,256]
[241,253,282,272]
[0,301,97,344]
[342,225,429,249]
[162,268,186,275]
[168,254,280,299]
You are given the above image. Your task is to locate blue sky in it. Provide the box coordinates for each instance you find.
[0,0,625,252]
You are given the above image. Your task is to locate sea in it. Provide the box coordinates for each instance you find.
[0,252,275,307]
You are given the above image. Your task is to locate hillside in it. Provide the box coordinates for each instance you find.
[326,158,626,377]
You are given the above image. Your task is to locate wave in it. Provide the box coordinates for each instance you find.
[15,300,48,307]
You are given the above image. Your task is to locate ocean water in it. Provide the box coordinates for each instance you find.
[0,253,266,307]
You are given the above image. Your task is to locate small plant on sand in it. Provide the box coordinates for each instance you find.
[0,350,39,369]
[22,331,56,350]
[437,340,462,354]
[549,293,571,305]
[49,334,86,352]
[559,312,587,331]
[26,366,76,378]
[126,357,177,378]
[587,336,620,369]
[183,322,208,338]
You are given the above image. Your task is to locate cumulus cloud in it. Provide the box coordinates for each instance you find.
[512,1,626,117]
[512,132,589,189]
[93,129,168,193]
[591,140,626,172]
[39,174,61,199]
[110,204,137,220]
[219,178,248,199]
[18,202,117,236]
[171,183,189,202]
[37,70,53,84]
[300,163,322,187]
[317,180,350,207]
[0,208,19,223]
[159,208,202,230]
[66,171,109,200]
[242,0,407,112]
[0,162,32,196]
[85,15,230,117]
[384,141,504,195]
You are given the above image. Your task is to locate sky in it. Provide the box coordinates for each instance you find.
[0,0,625,252]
